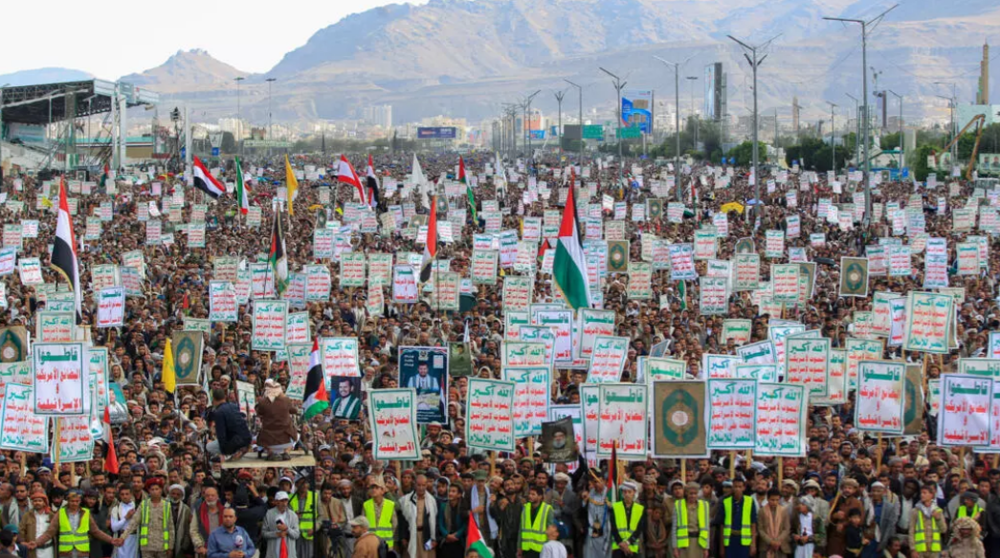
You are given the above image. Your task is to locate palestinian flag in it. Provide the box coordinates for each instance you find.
[99,163,111,190]
[51,177,82,321]
[552,169,591,310]
[303,339,329,420]
[460,156,476,224]
[192,156,225,199]
[269,214,289,295]
[466,511,494,558]
[235,156,251,215]
[420,196,437,283]
[336,155,365,203]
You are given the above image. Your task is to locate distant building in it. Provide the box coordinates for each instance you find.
[362,104,393,128]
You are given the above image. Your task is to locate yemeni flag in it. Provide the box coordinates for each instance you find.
[235,156,251,215]
[552,169,591,310]
[466,511,494,558]
[269,213,289,295]
[336,155,366,203]
[420,196,438,283]
[52,177,82,322]
[365,155,380,209]
[192,156,225,199]
[102,406,119,475]
[460,156,476,224]
[303,339,329,420]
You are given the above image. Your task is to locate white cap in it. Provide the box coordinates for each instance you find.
[274,491,290,501]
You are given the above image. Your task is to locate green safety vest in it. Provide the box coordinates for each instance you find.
[140,499,171,549]
[722,496,753,547]
[520,502,552,552]
[914,513,941,552]
[675,500,710,549]
[957,504,981,519]
[612,502,644,553]
[363,499,395,549]
[58,508,90,553]
[291,492,315,540]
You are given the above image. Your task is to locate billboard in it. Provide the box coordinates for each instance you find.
[957,104,1000,127]
[979,153,1000,174]
[529,130,545,140]
[705,63,723,121]
[417,127,457,139]
[622,90,653,134]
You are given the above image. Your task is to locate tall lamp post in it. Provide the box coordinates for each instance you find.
[266,77,276,159]
[824,4,898,225]
[887,90,904,171]
[654,55,695,202]
[728,33,780,223]
[523,90,541,172]
[845,93,861,164]
[934,81,958,161]
[826,101,838,172]
[686,75,699,149]
[564,80,584,165]
[234,76,245,158]
[599,67,627,188]
[554,89,566,154]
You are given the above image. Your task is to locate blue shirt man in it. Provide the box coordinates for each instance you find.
[208,509,256,558]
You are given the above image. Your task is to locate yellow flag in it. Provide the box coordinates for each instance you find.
[285,155,298,215]
[162,338,176,393]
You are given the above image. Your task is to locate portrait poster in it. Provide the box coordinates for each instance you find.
[398,346,448,424]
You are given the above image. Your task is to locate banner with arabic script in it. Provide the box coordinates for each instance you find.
[368,389,420,460]
[755,383,807,457]
[32,342,86,416]
[707,379,757,450]
[938,374,992,448]
[465,378,516,452]
[596,383,647,459]
[903,291,953,354]
[855,360,905,435]
[0,383,48,452]
[503,366,550,438]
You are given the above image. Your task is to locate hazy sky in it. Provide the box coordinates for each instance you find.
[2,0,427,79]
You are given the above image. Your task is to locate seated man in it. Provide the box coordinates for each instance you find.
[256,379,298,461]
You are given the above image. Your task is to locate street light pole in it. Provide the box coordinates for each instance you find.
[564,80,584,166]
[266,77,276,160]
[554,89,566,154]
[824,4,897,226]
[686,75,699,150]
[887,90,904,171]
[600,67,627,189]
[654,55,695,202]
[728,34,780,223]
[827,101,838,172]
[523,90,541,172]
[234,76,245,158]
[845,93,860,164]
[934,82,958,161]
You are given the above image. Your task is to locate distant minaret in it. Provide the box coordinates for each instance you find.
[978,41,990,105]
[792,96,800,135]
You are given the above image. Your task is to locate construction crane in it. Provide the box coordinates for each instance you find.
[933,114,986,180]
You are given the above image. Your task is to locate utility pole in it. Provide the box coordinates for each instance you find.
[554,89,566,154]
[934,81,958,161]
[824,4,897,226]
[266,77,276,160]
[564,80,584,165]
[234,76,245,158]
[887,90,904,171]
[827,101,838,172]
[600,67,627,188]
[792,99,803,144]
[523,91,540,171]
[729,33,780,224]
[686,75,699,150]
[845,93,861,164]
[654,55,695,202]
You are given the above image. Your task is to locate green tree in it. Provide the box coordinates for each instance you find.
[728,141,768,167]
[221,132,236,154]
[913,144,935,182]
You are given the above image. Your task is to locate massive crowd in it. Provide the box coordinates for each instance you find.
[0,147,995,558]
